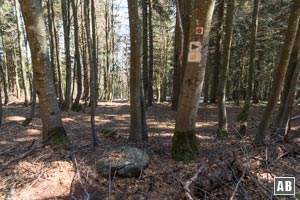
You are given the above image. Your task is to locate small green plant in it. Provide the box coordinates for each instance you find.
[101,128,111,135]
[217,128,229,139]
[22,118,32,126]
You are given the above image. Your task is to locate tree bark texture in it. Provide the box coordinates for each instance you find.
[128,0,147,142]
[172,0,215,162]
[210,0,224,104]
[20,0,68,145]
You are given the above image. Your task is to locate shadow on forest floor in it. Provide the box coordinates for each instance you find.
[0,97,299,199]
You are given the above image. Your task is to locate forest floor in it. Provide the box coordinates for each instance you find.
[0,97,300,200]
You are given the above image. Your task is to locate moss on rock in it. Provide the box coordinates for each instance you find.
[47,126,70,147]
[171,130,198,163]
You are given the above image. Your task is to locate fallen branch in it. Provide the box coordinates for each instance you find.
[184,165,205,200]
[291,115,300,121]
[230,169,246,200]
[0,140,37,172]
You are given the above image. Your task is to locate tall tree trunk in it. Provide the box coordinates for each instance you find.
[171,0,215,162]
[253,51,263,104]
[51,1,64,104]
[62,0,72,111]
[128,0,147,142]
[237,0,260,136]
[210,0,224,104]
[171,16,181,110]
[0,20,9,105]
[91,0,98,102]
[15,0,29,106]
[13,46,21,99]
[47,0,57,97]
[20,0,69,145]
[0,56,9,105]
[0,81,2,126]
[84,0,99,146]
[281,61,300,140]
[142,0,149,104]
[147,0,154,106]
[71,0,83,111]
[255,0,300,145]
[217,0,235,138]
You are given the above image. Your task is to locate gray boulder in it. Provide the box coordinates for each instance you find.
[96,146,150,177]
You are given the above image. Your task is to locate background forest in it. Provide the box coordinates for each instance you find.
[0,0,300,199]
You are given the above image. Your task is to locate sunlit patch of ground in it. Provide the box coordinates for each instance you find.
[0,99,299,199]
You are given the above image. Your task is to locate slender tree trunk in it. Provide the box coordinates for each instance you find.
[51,1,64,104]
[71,0,83,111]
[237,0,260,136]
[217,0,235,138]
[0,56,9,105]
[255,0,300,145]
[47,0,57,97]
[142,0,149,104]
[172,16,181,110]
[210,0,224,104]
[20,0,69,145]
[15,0,29,106]
[147,0,154,106]
[274,20,300,137]
[91,0,98,102]
[253,52,262,104]
[275,20,300,126]
[280,61,300,139]
[171,0,215,162]
[84,0,99,146]
[22,77,37,126]
[0,82,2,126]
[128,0,147,142]
[62,0,72,111]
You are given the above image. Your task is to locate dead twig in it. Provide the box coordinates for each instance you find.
[0,145,17,156]
[70,154,90,199]
[230,169,246,200]
[184,165,205,200]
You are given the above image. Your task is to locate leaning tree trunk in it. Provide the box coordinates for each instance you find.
[217,0,235,138]
[275,19,300,127]
[281,61,300,140]
[274,20,300,137]
[128,0,148,142]
[237,0,260,136]
[20,0,69,145]
[254,0,300,145]
[171,0,215,162]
